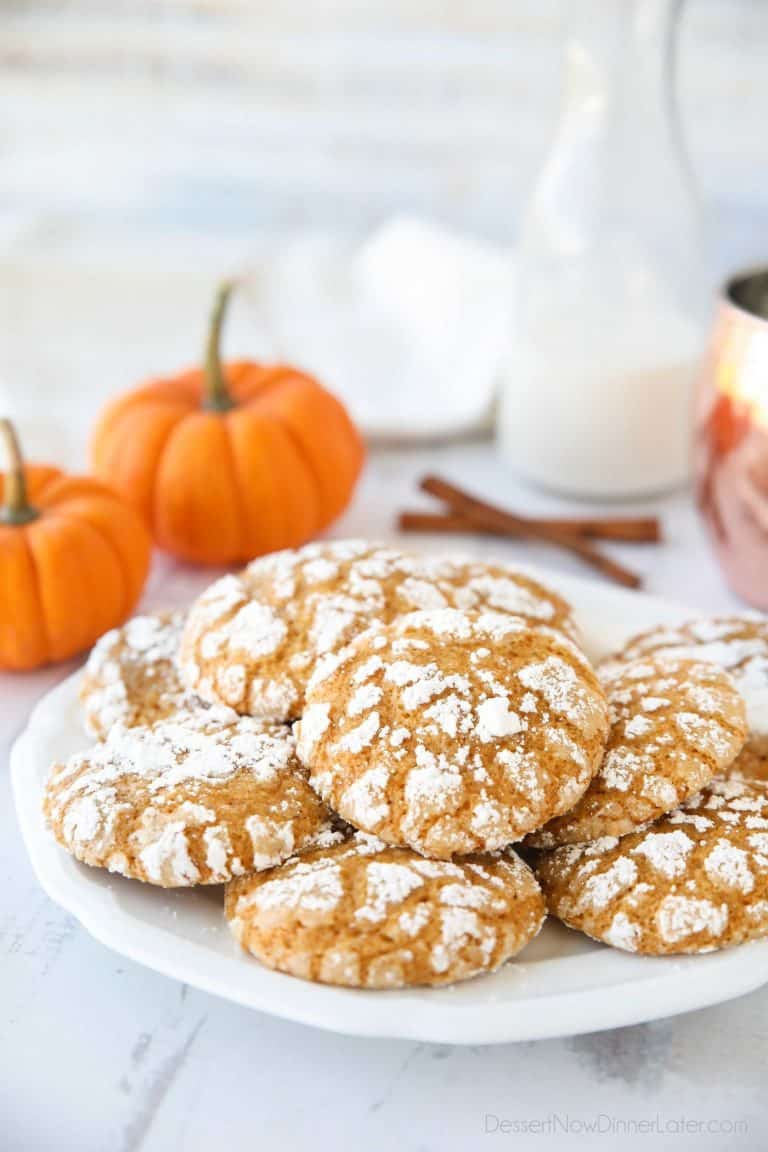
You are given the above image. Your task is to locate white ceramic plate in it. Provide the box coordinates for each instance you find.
[12,565,768,1044]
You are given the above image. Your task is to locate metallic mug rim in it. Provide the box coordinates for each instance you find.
[721,264,768,328]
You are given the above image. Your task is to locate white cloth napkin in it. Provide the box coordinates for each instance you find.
[253,217,515,440]
[0,216,515,463]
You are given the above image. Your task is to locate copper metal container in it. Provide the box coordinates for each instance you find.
[696,267,768,608]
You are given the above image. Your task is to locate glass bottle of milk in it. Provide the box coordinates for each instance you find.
[499,0,708,498]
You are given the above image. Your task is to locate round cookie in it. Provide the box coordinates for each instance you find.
[44,709,334,886]
[536,778,768,954]
[527,656,748,848]
[602,616,768,781]
[180,540,578,721]
[296,608,609,858]
[225,834,545,988]
[80,611,190,740]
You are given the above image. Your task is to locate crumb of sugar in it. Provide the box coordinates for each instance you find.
[518,657,583,723]
[400,577,449,610]
[303,558,339,584]
[704,839,754,893]
[431,907,486,973]
[246,861,345,914]
[355,862,424,923]
[657,895,728,943]
[246,815,296,870]
[309,602,357,655]
[580,858,638,910]
[204,825,236,878]
[137,822,201,886]
[335,711,381,753]
[440,882,491,910]
[600,748,644,792]
[399,905,431,937]
[631,830,694,879]
[424,693,470,738]
[404,759,464,814]
[604,912,640,952]
[624,715,654,739]
[223,601,287,659]
[341,765,391,826]
[476,697,523,742]
[347,683,383,717]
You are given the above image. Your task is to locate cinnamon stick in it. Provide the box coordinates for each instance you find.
[417,475,644,590]
[399,510,660,543]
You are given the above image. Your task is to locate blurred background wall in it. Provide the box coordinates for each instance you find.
[1,0,766,254]
[0,0,766,465]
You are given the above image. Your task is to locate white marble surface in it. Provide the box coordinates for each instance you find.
[3,443,767,1152]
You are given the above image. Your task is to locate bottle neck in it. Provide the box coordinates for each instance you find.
[562,0,681,140]
[523,0,705,314]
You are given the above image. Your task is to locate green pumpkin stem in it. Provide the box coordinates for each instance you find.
[0,418,39,526]
[203,279,237,412]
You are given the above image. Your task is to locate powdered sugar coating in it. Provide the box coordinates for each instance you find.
[537,778,768,954]
[225,835,545,988]
[180,541,578,721]
[44,709,334,886]
[602,615,768,781]
[296,608,608,858]
[80,611,195,739]
[528,657,747,848]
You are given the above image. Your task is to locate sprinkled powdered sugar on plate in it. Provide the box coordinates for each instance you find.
[180,540,579,722]
[527,656,747,848]
[296,607,608,858]
[536,778,768,955]
[44,709,335,887]
[225,835,545,988]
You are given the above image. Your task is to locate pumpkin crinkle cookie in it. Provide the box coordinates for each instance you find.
[601,615,768,782]
[295,608,608,858]
[225,834,545,988]
[80,610,190,739]
[536,778,768,954]
[527,656,747,848]
[179,540,578,722]
[44,709,334,886]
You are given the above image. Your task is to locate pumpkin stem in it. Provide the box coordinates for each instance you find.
[0,418,39,525]
[203,279,237,412]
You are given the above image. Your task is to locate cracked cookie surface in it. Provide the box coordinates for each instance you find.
[180,540,578,722]
[296,608,608,858]
[536,778,768,954]
[226,834,545,988]
[44,708,334,886]
[528,656,747,847]
[80,611,190,739]
[602,616,768,782]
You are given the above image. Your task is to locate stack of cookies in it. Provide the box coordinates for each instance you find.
[537,618,768,955]
[42,541,768,989]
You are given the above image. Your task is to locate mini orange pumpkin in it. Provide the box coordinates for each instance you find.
[91,282,366,565]
[0,419,152,670]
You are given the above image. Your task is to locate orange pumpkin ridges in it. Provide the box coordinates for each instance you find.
[0,418,152,671]
[91,279,365,566]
